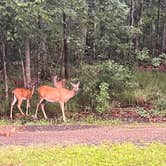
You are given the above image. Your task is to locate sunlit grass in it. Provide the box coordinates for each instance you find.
[0,143,165,166]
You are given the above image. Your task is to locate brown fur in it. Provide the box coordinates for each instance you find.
[35,82,80,122]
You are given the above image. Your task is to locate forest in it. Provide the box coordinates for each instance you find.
[0,0,166,122]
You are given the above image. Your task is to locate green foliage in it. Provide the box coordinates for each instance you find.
[152,53,166,67]
[151,57,162,67]
[96,82,110,113]
[95,0,131,61]
[136,48,150,64]
[115,70,166,108]
[135,107,150,118]
[77,60,136,111]
[0,100,10,117]
[0,143,165,166]
[128,71,166,118]
[153,94,166,117]
[134,71,166,95]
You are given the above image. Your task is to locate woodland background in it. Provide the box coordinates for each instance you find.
[0,0,166,121]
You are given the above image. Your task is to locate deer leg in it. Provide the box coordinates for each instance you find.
[41,103,48,119]
[17,99,25,116]
[60,102,66,122]
[26,99,30,116]
[10,95,17,120]
[35,98,44,118]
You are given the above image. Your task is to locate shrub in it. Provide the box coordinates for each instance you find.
[153,94,166,117]
[151,57,161,67]
[136,48,150,65]
[96,82,110,113]
[151,53,166,67]
[135,107,150,118]
[76,60,136,111]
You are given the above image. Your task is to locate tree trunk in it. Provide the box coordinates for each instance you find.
[18,47,26,88]
[135,0,143,50]
[156,0,161,56]
[2,41,9,100]
[130,0,134,26]
[162,23,166,52]
[41,37,48,80]
[151,22,156,57]
[25,37,31,88]
[37,15,48,81]
[85,0,95,63]
[61,12,69,79]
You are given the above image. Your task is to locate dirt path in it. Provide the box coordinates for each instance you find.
[0,125,166,146]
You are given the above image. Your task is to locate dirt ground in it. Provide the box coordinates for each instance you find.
[0,124,165,146]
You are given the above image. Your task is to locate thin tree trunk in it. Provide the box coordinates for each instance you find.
[18,47,26,88]
[130,0,134,26]
[85,0,95,63]
[128,0,135,62]
[156,0,161,56]
[2,41,8,100]
[135,0,143,50]
[25,37,31,88]
[61,12,69,79]
[151,22,156,57]
[37,15,48,82]
[41,37,48,80]
[37,15,41,83]
[99,0,105,38]
[36,45,41,83]
[162,23,166,52]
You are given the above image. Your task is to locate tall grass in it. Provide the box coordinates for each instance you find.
[135,71,166,94]
[120,71,166,106]
[0,143,165,166]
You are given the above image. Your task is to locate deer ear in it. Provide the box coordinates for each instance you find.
[77,82,80,87]
[70,82,75,87]
[70,81,80,87]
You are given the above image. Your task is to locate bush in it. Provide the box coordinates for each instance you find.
[96,82,110,113]
[153,94,166,117]
[151,53,166,67]
[76,60,136,111]
[136,48,150,65]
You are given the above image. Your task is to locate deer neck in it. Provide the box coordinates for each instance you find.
[65,88,77,101]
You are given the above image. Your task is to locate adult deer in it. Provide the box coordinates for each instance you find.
[51,75,65,88]
[10,84,35,120]
[35,82,80,122]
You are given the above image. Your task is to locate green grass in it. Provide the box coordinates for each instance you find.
[0,143,165,166]
[120,71,166,105]
[135,71,166,94]
[0,118,166,128]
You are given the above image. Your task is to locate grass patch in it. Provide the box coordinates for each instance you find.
[0,118,123,127]
[135,71,166,94]
[0,143,165,166]
[68,115,123,126]
[120,71,166,106]
[0,118,166,128]
[0,119,52,126]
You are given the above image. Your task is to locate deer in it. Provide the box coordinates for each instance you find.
[51,75,65,88]
[10,83,36,120]
[34,82,80,122]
